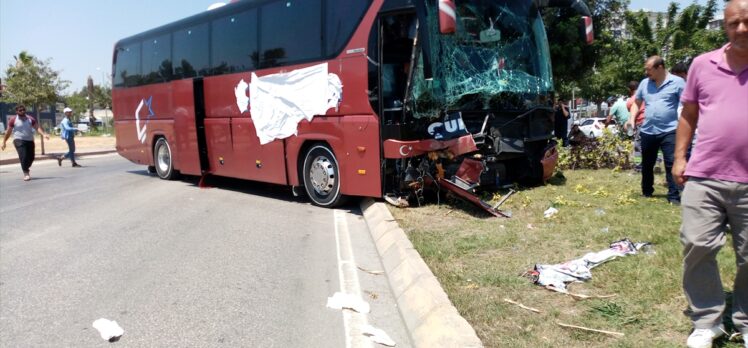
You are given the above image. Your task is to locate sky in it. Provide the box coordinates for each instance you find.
[0,0,722,94]
[0,0,217,93]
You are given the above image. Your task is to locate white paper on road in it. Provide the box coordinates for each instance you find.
[92,318,124,341]
[362,324,396,347]
[326,291,371,314]
[249,63,343,144]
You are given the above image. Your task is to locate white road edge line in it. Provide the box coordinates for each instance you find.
[334,209,373,348]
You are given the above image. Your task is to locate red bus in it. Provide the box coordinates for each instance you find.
[113,0,592,210]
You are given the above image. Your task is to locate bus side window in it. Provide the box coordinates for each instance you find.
[173,23,209,79]
[142,34,172,84]
[114,43,141,88]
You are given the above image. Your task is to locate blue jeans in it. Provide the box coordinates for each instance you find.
[62,136,76,163]
[640,131,679,201]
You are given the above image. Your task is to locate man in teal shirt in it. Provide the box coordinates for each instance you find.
[605,96,630,127]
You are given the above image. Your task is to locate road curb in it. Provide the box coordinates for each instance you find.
[360,198,483,348]
[0,150,117,166]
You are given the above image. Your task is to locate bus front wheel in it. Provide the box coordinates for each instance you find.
[302,145,344,207]
[153,138,178,180]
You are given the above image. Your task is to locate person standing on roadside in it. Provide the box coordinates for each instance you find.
[625,56,685,205]
[1,104,51,181]
[626,80,646,167]
[673,1,748,347]
[605,95,629,130]
[554,97,570,146]
[671,62,689,80]
[57,107,81,167]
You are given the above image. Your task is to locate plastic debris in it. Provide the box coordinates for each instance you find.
[384,194,409,208]
[528,239,650,291]
[527,224,536,230]
[362,325,396,347]
[326,292,371,314]
[543,207,559,218]
[92,318,124,342]
[595,208,606,216]
[600,227,609,233]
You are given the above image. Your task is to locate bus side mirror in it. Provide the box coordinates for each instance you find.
[438,0,457,34]
[580,16,594,44]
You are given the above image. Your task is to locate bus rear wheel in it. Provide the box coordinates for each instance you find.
[302,145,344,207]
[154,138,178,180]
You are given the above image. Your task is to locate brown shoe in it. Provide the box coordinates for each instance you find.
[57,156,63,167]
[72,163,82,167]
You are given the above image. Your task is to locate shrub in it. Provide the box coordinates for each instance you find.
[558,129,633,170]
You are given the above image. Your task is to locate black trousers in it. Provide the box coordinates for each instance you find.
[13,139,35,173]
[640,131,680,201]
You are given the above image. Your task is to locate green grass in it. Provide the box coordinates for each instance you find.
[390,169,742,348]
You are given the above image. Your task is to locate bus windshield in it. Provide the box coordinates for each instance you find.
[411,0,553,117]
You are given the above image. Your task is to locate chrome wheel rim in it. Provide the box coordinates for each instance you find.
[157,143,170,173]
[309,155,335,195]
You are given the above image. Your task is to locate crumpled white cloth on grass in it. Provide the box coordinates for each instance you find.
[326,291,371,314]
[92,318,124,341]
[248,63,343,144]
[533,238,650,291]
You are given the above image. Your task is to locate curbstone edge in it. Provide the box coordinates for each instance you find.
[360,198,483,348]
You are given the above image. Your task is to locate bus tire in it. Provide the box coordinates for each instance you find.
[302,145,344,207]
[153,137,178,180]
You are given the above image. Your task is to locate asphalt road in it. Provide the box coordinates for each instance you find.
[0,154,411,347]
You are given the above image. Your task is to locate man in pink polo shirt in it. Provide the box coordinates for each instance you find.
[673,0,748,347]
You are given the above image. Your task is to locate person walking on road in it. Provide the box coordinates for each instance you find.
[57,107,81,167]
[674,1,748,347]
[1,104,51,181]
[625,56,685,205]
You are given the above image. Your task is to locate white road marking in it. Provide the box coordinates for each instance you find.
[333,209,373,348]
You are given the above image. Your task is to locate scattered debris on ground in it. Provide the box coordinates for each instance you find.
[384,194,409,208]
[357,265,384,275]
[362,325,396,347]
[503,298,541,313]
[527,239,651,293]
[556,321,625,338]
[326,292,370,314]
[543,207,559,218]
[92,318,124,342]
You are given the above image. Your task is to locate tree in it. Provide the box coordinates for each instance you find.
[2,51,69,153]
[62,84,112,123]
[543,0,629,98]
[567,0,727,102]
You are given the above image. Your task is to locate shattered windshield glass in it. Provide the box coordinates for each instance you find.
[410,0,553,118]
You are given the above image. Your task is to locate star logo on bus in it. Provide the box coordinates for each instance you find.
[135,96,154,144]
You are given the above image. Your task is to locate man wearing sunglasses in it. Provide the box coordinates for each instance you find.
[1,104,51,181]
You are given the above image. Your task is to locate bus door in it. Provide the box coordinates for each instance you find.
[377,11,418,135]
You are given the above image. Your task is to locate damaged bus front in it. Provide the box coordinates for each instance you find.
[373,0,592,212]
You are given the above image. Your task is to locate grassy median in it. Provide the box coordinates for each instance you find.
[389,169,741,348]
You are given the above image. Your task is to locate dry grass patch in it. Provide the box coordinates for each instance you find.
[390,169,741,348]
